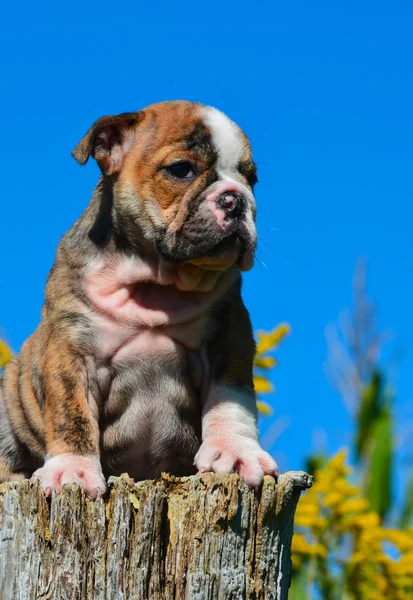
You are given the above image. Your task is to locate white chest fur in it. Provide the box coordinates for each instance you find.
[83,254,214,362]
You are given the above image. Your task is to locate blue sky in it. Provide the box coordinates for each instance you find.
[0,1,412,478]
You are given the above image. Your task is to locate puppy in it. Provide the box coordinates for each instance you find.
[0,101,277,498]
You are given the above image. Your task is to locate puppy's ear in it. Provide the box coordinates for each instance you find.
[72,112,143,175]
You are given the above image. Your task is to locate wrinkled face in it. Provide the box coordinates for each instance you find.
[73,101,258,273]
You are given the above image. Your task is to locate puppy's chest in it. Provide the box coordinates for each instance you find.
[90,313,205,365]
[83,255,208,363]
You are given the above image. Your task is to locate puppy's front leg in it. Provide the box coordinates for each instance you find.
[33,336,105,499]
[194,384,278,487]
[194,298,277,487]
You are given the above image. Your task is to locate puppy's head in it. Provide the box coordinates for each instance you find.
[73,101,258,275]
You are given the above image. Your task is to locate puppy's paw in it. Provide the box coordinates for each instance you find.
[195,437,278,487]
[33,454,106,499]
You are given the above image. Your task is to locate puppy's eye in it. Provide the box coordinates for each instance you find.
[165,162,194,179]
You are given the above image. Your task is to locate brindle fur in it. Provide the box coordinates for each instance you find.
[0,101,257,483]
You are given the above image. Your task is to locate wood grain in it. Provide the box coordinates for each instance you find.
[0,471,312,600]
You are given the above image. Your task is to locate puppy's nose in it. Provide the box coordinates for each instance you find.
[216,192,244,216]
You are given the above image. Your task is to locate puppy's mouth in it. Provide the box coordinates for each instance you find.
[156,229,255,274]
[182,232,241,270]
[133,237,246,322]
[187,233,255,273]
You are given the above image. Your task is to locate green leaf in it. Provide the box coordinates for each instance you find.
[366,405,393,520]
[304,453,329,476]
[399,472,413,530]
[289,569,309,600]
[355,371,382,461]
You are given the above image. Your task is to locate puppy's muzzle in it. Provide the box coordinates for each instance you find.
[216,191,244,218]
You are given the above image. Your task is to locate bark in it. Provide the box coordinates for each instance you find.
[0,471,312,600]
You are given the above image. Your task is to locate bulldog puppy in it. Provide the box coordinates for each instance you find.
[0,101,277,498]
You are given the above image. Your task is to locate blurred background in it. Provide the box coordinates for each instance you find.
[0,1,412,597]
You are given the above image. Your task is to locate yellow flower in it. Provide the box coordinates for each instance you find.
[384,530,413,553]
[295,503,319,517]
[254,356,277,370]
[336,498,369,515]
[352,512,381,529]
[324,490,346,508]
[256,401,273,416]
[253,375,273,394]
[295,513,326,528]
[0,340,12,369]
[292,533,326,557]
[292,450,413,597]
[256,323,291,355]
[253,323,290,416]
[328,448,351,475]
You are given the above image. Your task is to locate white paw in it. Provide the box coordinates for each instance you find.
[33,454,106,499]
[195,437,278,487]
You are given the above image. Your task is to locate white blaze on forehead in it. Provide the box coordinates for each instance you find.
[201,106,257,258]
[202,106,244,176]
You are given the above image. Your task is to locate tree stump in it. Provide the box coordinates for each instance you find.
[0,471,312,600]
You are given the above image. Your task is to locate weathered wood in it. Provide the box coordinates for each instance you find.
[0,471,312,600]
